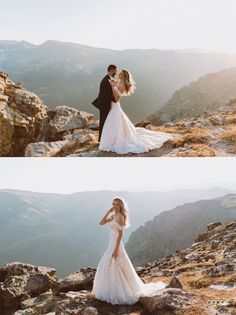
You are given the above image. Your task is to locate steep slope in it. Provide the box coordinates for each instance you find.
[125,194,236,266]
[2,40,236,122]
[149,67,236,125]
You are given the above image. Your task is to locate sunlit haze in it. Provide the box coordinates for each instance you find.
[2,0,236,52]
[1,158,236,193]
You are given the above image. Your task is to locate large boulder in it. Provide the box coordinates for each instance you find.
[55,290,92,315]
[43,106,94,141]
[52,267,96,295]
[0,262,59,314]
[139,288,197,313]
[14,291,60,315]
[55,290,142,315]
[25,129,97,157]
[0,73,98,157]
[0,72,47,156]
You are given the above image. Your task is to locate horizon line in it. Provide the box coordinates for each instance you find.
[0,185,235,195]
[0,39,236,55]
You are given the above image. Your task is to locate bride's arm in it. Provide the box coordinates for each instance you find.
[99,208,114,225]
[109,80,121,102]
[112,215,125,258]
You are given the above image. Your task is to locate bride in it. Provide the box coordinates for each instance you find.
[99,69,173,154]
[92,197,166,305]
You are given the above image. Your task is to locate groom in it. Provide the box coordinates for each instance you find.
[92,64,118,141]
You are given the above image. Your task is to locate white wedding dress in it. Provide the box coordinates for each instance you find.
[99,85,173,154]
[92,216,166,305]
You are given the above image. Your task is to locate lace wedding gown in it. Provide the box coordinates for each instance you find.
[99,85,173,154]
[92,216,166,305]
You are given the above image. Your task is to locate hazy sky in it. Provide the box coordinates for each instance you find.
[1,0,236,51]
[1,158,236,193]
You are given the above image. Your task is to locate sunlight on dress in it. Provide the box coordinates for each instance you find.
[99,86,173,154]
[92,217,166,305]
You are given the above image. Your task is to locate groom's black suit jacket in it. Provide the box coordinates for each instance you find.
[92,74,116,141]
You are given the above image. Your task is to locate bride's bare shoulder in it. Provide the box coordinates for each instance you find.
[115,213,125,226]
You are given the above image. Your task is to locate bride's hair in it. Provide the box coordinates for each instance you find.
[121,69,136,96]
[113,197,130,227]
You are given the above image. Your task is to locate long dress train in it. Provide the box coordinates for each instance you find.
[99,86,173,154]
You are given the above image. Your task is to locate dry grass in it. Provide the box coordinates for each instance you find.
[171,274,236,300]
[227,98,236,106]
[175,306,212,315]
[149,272,236,291]
[208,117,222,126]
[189,277,215,289]
[170,128,210,148]
[175,144,216,157]
[174,262,214,273]
[151,125,184,133]
[220,127,236,143]
[147,273,236,314]
[228,147,236,154]
[225,114,236,125]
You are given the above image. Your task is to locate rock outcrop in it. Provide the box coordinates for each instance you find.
[0,72,47,156]
[0,221,235,314]
[0,73,98,157]
[0,262,58,314]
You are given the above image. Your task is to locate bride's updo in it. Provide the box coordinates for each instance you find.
[121,69,136,96]
[113,197,130,227]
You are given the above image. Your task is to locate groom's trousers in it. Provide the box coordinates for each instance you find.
[99,109,110,142]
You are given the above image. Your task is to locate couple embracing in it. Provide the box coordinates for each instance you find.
[92,64,172,154]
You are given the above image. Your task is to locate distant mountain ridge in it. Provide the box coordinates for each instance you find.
[126,193,236,266]
[2,40,236,122]
[148,67,236,124]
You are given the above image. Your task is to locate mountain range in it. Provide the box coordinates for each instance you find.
[2,40,236,122]
[0,187,235,277]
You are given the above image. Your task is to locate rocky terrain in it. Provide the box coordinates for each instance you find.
[0,72,98,157]
[1,72,236,157]
[0,221,235,315]
[139,98,236,157]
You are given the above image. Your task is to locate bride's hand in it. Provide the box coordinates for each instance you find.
[108,79,116,86]
[112,249,118,259]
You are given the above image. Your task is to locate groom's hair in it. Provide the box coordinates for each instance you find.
[107,64,118,72]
